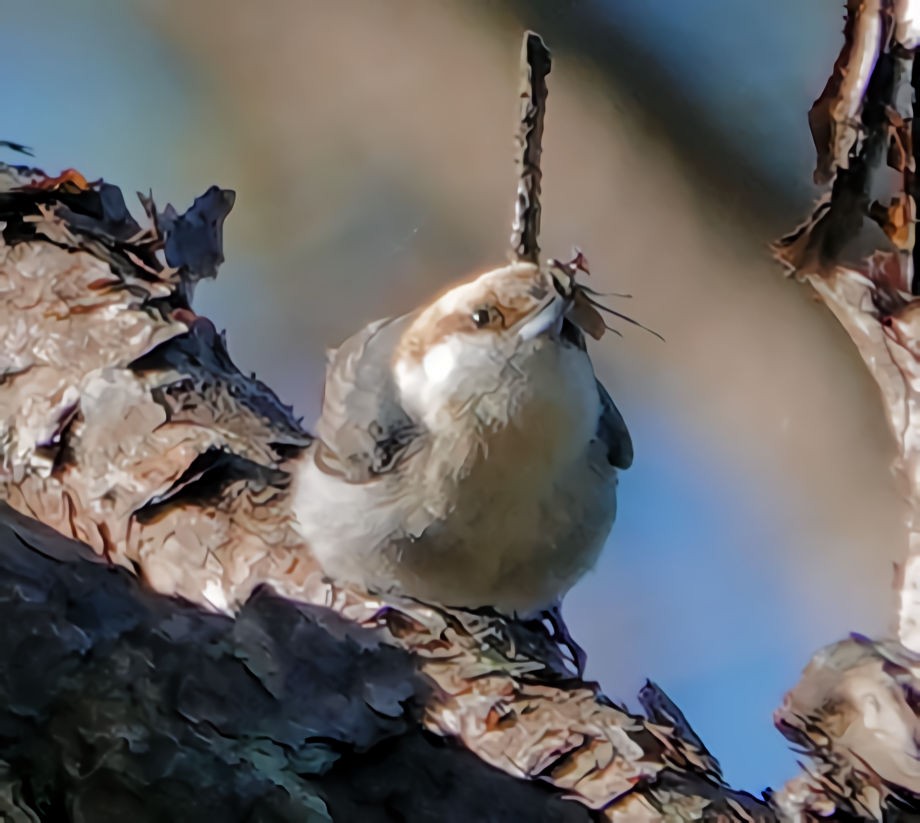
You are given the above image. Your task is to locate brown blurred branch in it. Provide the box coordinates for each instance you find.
[772,1,920,818]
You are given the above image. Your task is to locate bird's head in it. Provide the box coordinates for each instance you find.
[392,260,600,433]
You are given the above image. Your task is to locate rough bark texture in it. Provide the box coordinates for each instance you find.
[771,0,920,819]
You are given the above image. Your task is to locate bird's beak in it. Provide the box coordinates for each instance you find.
[516,296,569,341]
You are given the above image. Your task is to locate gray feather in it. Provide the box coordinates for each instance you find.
[561,318,632,469]
[315,313,421,481]
[595,380,632,469]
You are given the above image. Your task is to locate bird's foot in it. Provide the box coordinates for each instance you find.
[532,603,587,678]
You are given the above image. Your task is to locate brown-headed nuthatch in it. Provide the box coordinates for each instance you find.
[293,32,641,625]
[291,256,633,617]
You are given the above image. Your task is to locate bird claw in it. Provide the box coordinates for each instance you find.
[535,603,587,678]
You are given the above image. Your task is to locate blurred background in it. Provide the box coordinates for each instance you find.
[4,0,905,795]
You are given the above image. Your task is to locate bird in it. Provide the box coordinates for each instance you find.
[290,254,633,622]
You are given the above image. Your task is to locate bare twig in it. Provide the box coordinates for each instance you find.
[510,31,551,264]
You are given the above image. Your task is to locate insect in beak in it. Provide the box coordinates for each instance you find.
[548,250,664,342]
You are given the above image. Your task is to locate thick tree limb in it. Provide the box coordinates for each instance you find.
[772,1,920,818]
[0,159,772,819]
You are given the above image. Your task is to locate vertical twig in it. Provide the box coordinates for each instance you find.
[510,31,551,264]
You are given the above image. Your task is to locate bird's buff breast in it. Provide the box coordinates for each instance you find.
[392,430,618,615]
[292,344,618,615]
[294,437,617,615]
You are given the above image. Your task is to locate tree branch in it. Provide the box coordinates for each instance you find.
[771,1,920,817]
[0,158,772,819]
[510,31,551,264]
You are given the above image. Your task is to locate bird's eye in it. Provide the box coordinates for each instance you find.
[471,308,492,328]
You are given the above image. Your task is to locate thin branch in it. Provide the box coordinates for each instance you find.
[510,31,551,264]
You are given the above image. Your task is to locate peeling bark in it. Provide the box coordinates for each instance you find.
[772,1,920,818]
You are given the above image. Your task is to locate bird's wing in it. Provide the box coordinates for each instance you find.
[595,379,633,469]
[314,313,422,482]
